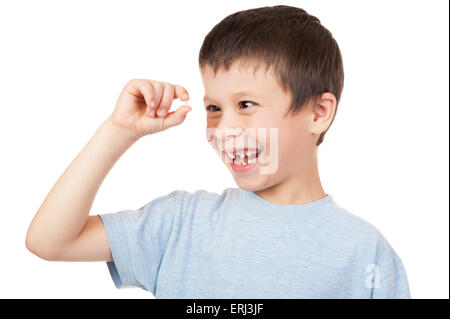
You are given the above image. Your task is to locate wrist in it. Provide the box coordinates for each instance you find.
[103,115,141,144]
[103,115,140,142]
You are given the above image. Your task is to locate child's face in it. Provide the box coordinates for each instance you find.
[200,59,317,192]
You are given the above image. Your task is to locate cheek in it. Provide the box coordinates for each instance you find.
[206,117,218,128]
[206,118,218,146]
[277,119,309,160]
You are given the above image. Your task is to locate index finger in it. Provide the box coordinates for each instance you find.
[173,84,190,102]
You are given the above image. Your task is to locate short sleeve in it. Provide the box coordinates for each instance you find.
[369,235,411,299]
[98,190,182,294]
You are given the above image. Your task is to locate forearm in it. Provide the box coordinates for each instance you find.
[26,115,139,257]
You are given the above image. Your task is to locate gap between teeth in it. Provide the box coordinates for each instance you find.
[225,151,255,159]
[232,156,256,165]
[224,149,259,165]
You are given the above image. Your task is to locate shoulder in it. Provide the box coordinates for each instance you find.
[327,200,410,293]
[323,196,398,255]
[324,197,408,272]
[327,199,382,240]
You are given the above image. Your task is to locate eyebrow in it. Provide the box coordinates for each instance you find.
[203,91,261,102]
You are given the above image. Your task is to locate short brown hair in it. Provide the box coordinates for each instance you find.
[198,5,344,146]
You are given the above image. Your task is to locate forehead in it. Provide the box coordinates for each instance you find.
[200,60,283,100]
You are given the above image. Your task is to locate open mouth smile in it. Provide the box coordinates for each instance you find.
[223,147,262,165]
[219,147,263,174]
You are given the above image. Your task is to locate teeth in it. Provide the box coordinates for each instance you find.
[226,148,261,166]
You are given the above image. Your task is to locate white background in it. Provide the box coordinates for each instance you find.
[0,0,448,299]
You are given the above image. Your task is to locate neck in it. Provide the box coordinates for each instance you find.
[254,150,326,205]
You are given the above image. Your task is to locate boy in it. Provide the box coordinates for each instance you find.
[25,5,411,298]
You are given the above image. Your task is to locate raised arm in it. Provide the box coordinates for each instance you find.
[25,79,191,261]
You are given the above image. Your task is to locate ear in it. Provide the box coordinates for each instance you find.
[310,92,337,136]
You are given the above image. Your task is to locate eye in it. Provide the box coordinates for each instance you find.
[239,101,256,109]
[206,105,221,112]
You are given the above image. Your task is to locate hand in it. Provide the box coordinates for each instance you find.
[108,79,192,138]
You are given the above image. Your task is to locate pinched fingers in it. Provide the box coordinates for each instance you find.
[124,79,190,119]
[153,83,190,118]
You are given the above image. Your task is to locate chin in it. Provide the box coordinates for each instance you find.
[233,175,270,192]
[222,159,271,191]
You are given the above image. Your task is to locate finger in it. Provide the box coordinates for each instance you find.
[173,84,190,102]
[127,79,155,111]
[146,81,163,117]
[156,83,175,117]
[140,82,157,117]
[162,105,192,130]
[129,80,158,118]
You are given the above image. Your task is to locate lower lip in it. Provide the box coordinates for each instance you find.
[230,157,259,174]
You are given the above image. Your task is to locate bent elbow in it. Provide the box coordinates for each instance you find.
[25,231,58,261]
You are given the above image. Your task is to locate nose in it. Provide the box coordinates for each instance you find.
[215,112,244,146]
[206,111,245,150]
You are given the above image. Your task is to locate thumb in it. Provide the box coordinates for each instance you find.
[163,105,192,130]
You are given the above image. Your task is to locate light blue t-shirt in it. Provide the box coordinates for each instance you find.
[99,188,411,298]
